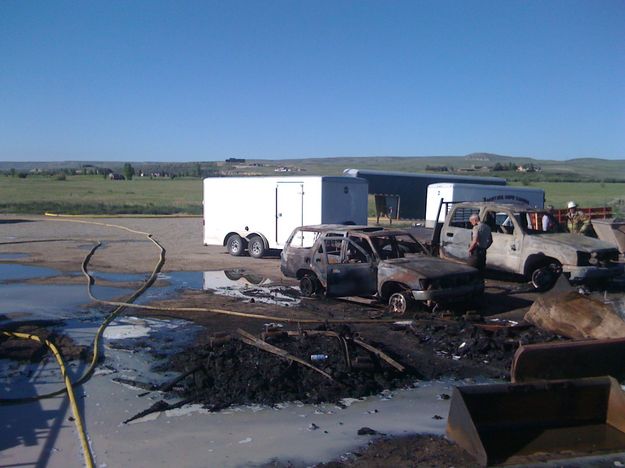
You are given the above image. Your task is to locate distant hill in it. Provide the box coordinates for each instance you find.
[1,154,624,181]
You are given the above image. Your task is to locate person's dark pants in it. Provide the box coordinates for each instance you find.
[468,248,487,273]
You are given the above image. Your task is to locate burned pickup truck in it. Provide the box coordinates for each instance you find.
[430,202,624,290]
[280,224,484,314]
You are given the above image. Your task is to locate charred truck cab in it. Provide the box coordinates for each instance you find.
[281,225,484,314]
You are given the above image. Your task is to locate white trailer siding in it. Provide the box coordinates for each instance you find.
[320,178,369,224]
[426,183,545,222]
[203,176,368,253]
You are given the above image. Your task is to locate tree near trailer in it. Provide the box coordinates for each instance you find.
[123,163,135,180]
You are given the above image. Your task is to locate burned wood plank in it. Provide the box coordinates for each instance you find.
[352,338,405,372]
[236,328,336,383]
[123,397,194,424]
[159,365,203,393]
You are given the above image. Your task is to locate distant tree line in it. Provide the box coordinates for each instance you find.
[492,162,518,171]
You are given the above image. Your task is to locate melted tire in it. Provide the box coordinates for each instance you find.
[531,263,562,291]
[299,274,319,297]
[388,291,412,315]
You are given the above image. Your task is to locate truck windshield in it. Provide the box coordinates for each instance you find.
[493,211,544,235]
[289,229,321,248]
[370,234,426,259]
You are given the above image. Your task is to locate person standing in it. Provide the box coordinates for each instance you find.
[566,201,591,235]
[542,205,559,232]
[468,213,492,273]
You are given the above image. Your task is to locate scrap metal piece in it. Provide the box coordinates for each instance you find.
[446,376,625,466]
[511,338,625,383]
[593,218,625,254]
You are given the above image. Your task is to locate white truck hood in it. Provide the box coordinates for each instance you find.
[532,233,618,253]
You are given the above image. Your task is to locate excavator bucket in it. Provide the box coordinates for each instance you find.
[446,376,625,466]
[511,338,625,383]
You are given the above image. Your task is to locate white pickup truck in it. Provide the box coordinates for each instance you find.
[418,202,623,290]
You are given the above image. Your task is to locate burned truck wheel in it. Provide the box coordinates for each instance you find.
[248,236,266,259]
[388,291,412,315]
[531,262,562,291]
[299,274,320,297]
[226,234,246,257]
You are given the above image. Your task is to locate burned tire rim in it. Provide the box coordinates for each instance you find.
[388,292,409,315]
[299,275,317,297]
[227,235,245,256]
[249,236,265,259]
[531,263,561,291]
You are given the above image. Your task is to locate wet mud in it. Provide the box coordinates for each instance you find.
[0,320,90,362]
[317,434,479,468]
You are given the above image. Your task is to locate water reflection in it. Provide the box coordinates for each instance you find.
[202,269,272,289]
[0,264,58,283]
[202,270,299,306]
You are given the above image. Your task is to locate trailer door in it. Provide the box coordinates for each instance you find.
[276,182,304,246]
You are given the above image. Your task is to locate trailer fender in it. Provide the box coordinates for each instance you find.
[245,232,269,249]
[223,232,246,246]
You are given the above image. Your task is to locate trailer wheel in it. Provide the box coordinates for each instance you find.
[388,291,412,316]
[248,236,266,259]
[299,274,319,297]
[226,235,246,257]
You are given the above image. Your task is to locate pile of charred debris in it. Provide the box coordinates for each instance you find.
[161,321,559,410]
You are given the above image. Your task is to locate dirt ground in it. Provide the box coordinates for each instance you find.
[2,214,620,466]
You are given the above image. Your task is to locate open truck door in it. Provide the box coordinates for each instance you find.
[440,205,479,261]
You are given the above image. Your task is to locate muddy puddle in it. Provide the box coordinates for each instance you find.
[0,263,201,398]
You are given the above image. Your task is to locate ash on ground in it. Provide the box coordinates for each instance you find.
[401,319,561,375]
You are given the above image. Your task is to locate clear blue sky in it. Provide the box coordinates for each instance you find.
[1,0,624,162]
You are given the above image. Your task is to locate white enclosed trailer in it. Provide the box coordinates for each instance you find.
[203,176,369,258]
[426,183,545,222]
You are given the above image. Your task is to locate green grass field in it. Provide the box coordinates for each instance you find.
[510,181,625,213]
[1,174,623,217]
[0,175,202,214]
